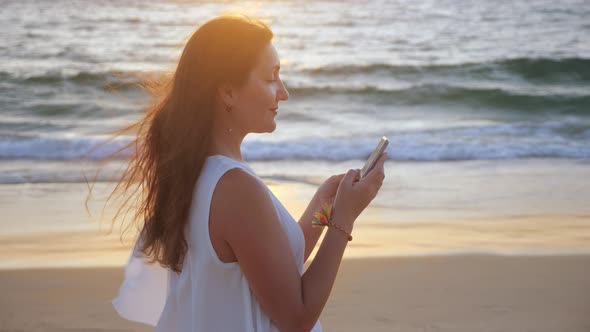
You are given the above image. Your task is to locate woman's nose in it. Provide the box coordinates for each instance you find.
[279,80,289,101]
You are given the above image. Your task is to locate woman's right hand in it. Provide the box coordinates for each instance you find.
[332,152,388,228]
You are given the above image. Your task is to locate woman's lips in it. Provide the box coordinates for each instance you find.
[270,107,278,114]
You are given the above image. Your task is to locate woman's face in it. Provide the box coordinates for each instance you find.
[230,43,289,134]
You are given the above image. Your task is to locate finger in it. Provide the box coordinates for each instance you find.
[363,152,388,179]
[342,168,360,185]
[377,151,388,167]
[327,173,346,186]
[373,152,388,175]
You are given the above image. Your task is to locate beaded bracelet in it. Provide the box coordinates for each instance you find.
[311,202,353,241]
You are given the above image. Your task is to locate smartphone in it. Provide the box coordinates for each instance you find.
[360,136,389,178]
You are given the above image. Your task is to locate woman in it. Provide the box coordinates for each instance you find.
[111,14,387,331]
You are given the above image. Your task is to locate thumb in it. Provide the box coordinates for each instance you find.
[342,168,360,185]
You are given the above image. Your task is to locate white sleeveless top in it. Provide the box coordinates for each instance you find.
[112,154,323,332]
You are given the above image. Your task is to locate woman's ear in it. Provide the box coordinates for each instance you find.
[217,84,234,107]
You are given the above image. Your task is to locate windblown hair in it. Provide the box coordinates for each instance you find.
[98,15,273,273]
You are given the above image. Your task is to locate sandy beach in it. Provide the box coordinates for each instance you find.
[1,255,589,331]
[1,159,589,331]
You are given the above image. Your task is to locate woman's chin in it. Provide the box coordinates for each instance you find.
[251,121,276,134]
[266,122,277,133]
[264,118,277,133]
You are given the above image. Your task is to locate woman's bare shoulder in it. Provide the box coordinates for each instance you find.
[209,168,267,263]
[214,167,266,204]
[210,167,272,237]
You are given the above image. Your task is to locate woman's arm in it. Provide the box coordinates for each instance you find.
[216,168,356,331]
[298,193,324,263]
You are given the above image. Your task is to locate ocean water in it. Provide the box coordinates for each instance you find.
[1,0,590,186]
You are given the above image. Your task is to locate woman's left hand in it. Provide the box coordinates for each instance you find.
[314,173,347,207]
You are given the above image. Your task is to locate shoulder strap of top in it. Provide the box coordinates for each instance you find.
[207,155,256,175]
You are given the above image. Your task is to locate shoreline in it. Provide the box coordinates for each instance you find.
[1,157,590,270]
[1,215,589,270]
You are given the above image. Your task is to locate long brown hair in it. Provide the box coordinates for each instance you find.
[97,14,273,273]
